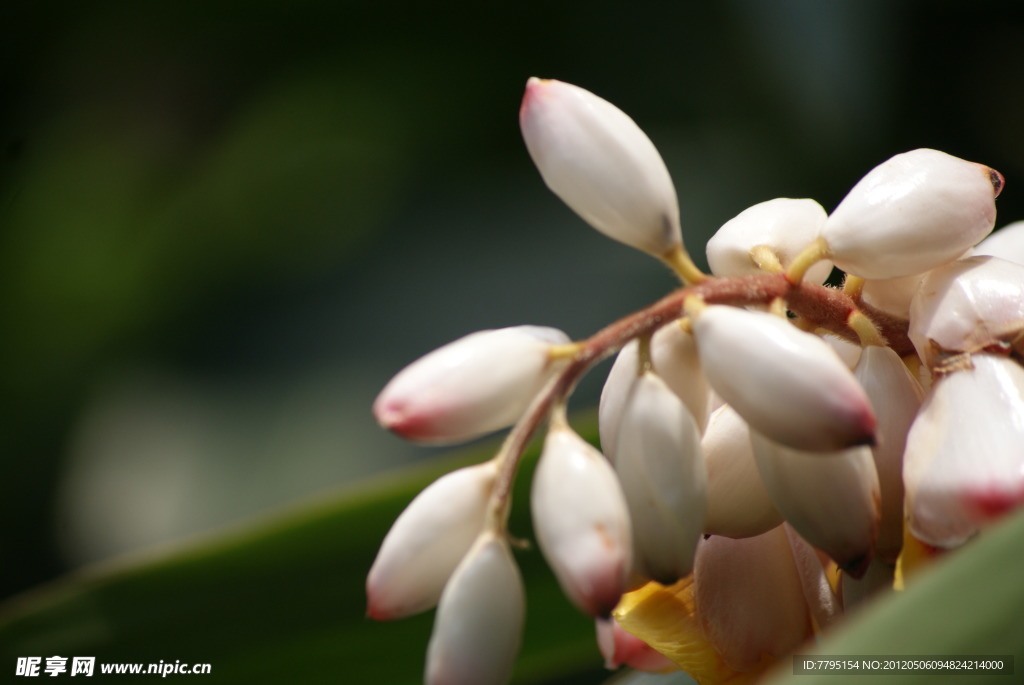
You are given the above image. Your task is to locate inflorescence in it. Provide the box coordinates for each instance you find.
[365,77,1024,685]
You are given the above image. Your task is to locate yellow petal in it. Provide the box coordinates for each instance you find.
[613,580,772,685]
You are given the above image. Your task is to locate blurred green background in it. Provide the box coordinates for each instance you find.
[2,0,1024,681]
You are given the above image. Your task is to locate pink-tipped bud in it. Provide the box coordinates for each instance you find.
[691,305,877,451]
[749,432,880,577]
[373,326,570,444]
[531,425,632,617]
[909,256,1024,370]
[706,198,832,283]
[366,462,497,620]
[903,353,1024,548]
[599,321,708,462]
[520,77,683,257]
[425,532,525,685]
[701,405,783,539]
[823,149,1001,279]
[596,618,674,673]
[615,371,707,584]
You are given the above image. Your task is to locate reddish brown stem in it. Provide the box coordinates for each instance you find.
[489,271,912,527]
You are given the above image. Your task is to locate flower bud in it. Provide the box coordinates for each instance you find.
[706,198,832,283]
[374,326,570,444]
[532,425,632,617]
[690,305,876,451]
[701,405,783,539]
[425,532,524,685]
[974,220,1024,265]
[519,77,683,257]
[822,149,1002,279]
[595,618,674,673]
[823,333,862,370]
[599,321,708,462]
[853,345,924,562]
[861,273,927,319]
[693,527,813,671]
[366,461,497,620]
[615,371,707,584]
[749,431,880,577]
[909,256,1024,369]
[903,353,1024,548]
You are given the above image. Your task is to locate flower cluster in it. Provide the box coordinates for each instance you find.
[366,77,1023,684]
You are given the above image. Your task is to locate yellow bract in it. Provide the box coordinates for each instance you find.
[613,579,773,685]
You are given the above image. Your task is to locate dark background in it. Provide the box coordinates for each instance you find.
[2,0,1022,608]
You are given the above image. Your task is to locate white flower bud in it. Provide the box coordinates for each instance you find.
[974,220,1024,265]
[366,462,497,620]
[823,333,862,370]
[822,149,1002,279]
[693,527,812,671]
[749,431,880,576]
[909,256,1024,369]
[861,273,927,319]
[595,618,674,673]
[374,326,570,444]
[519,77,682,257]
[532,425,632,617]
[615,371,707,584]
[903,353,1024,548]
[691,305,876,451]
[425,532,524,685]
[599,321,708,461]
[853,345,924,562]
[706,198,832,283]
[701,405,783,539]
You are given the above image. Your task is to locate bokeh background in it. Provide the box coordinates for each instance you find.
[2,0,1023,660]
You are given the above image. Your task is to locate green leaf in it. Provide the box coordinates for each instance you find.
[0,433,608,684]
[764,508,1024,685]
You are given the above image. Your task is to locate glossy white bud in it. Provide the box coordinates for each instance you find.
[749,431,880,577]
[861,273,927,319]
[599,321,708,461]
[909,256,1024,369]
[691,305,877,451]
[520,78,682,257]
[974,220,1024,265]
[693,527,812,671]
[615,371,707,584]
[366,462,498,620]
[532,425,632,617]
[853,345,924,561]
[701,405,783,538]
[823,149,1002,279]
[425,532,524,685]
[903,354,1024,548]
[374,326,569,444]
[706,198,832,283]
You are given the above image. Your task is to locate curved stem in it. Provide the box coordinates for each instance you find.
[786,237,831,284]
[485,270,914,535]
[661,245,708,285]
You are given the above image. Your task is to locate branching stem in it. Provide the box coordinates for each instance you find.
[486,270,913,534]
